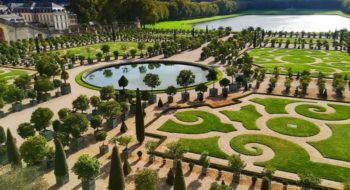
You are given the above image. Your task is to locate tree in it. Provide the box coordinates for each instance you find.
[115,135,133,150]
[220,78,231,88]
[261,176,270,190]
[72,154,101,181]
[101,44,110,56]
[177,70,195,92]
[0,126,5,144]
[54,139,69,182]
[143,73,161,92]
[14,74,31,90]
[165,85,177,96]
[34,77,54,94]
[3,86,25,104]
[0,165,48,190]
[17,122,35,139]
[165,141,188,161]
[343,181,350,190]
[206,69,218,89]
[135,168,159,190]
[100,86,115,101]
[61,112,89,138]
[195,83,208,94]
[98,100,122,120]
[6,129,21,167]
[20,135,50,165]
[90,115,102,130]
[72,95,90,113]
[135,89,145,143]
[118,75,129,90]
[174,160,186,190]
[61,70,69,84]
[298,171,321,190]
[30,107,54,131]
[210,181,232,190]
[226,65,237,84]
[227,154,246,182]
[58,108,70,121]
[90,96,101,110]
[108,146,125,190]
[123,159,132,176]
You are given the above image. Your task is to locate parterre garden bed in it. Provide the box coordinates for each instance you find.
[146,95,350,183]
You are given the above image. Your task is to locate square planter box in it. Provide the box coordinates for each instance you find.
[42,93,51,102]
[41,158,54,170]
[68,64,74,69]
[99,144,109,155]
[61,84,72,95]
[122,149,131,160]
[167,95,174,103]
[0,111,4,118]
[55,91,61,97]
[0,153,8,165]
[197,92,204,101]
[30,99,38,106]
[222,88,228,98]
[181,92,190,101]
[12,102,23,112]
[97,58,102,62]
[129,104,136,114]
[229,83,238,92]
[104,56,110,62]
[148,94,157,104]
[82,179,96,190]
[107,118,118,129]
[40,130,54,141]
[56,175,69,186]
[88,59,94,64]
[209,88,218,97]
[117,94,126,102]
[71,137,85,151]
[80,61,84,66]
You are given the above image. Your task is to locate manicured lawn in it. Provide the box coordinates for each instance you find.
[310,124,350,162]
[158,110,235,134]
[295,103,350,120]
[249,48,350,77]
[221,105,261,130]
[178,137,228,159]
[230,134,350,182]
[0,68,28,81]
[53,41,153,58]
[266,117,320,137]
[250,97,300,114]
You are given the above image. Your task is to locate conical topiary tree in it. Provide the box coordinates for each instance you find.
[157,98,163,108]
[108,146,125,190]
[174,160,186,190]
[123,158,132,176]
[120,121,128,133]
[261,176,270,190]
[54,139,69,185]
[6,129,21,167]
[135,88,145,143]
[0,126,6,144]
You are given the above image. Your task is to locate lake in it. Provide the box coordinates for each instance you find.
[193,15,350,32]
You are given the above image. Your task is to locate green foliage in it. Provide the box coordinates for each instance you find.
[179,137,228,159]
[0,165,48,190]
[98,100,122,119]
[174,161,186,190]
[99,86,115,101]
[266,117,320,137]
[195,83,208,93]
[108,146,125,190]
[123,159,132,176]
[3,86,24,103]
[219,78,231,87]
[145,141,158,154]
[261,177,270,190]
[250,97,299,114]
[210,182,233,190]
[30,107,54,131]
[34,77,54,93]
[58,108,70,121]
[157,98,163,108]
[143,73,161,91]
[61,112,89,138]
[227,154,246,172]
[221,105,261,130]
[14,74,31,90]
[73,154,101,180]
[72,95,90,113]
[159,110,234,134]
[0,126,6,144]
[135,168,159,190]
[177,70,195,91]
[298,171,321,189]
[90,95,101,109]
[295,103,350,120]
[115,135,133,149]
[94,130,107,142]
[20,135,50,165]
[6,129,21,167]
[135,89,145,143]
[118,75,129,89]
[90,115,102,130]
[166,168,175,186]
[54,139,69,177]
[17,123,35,139]
[165,85,177,95]
[165,141,188,160]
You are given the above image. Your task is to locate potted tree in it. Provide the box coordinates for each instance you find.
[143,73,161,104]
[113,50,119,60]
[165,141,188,168]
[73,154,101,190]
[0,98,4,118]
[60,70,71,95]
[176,70,196,102]
[141,91,150,108]
[53,79,63,97]
[54,139,69,186]
[135,169,159,190]
[72,95,90,113]
[226,65,238,92]
[0,126,7,164]
[31,107,54,141]
[28,89,38,106]
[195,83,208,102]
[95,130,108,155]
[145,141,158,163]
[101,44,110,61]
[114,135,133,159]
[19,135,50,166]
[207,69,218,97]
[96,53,103,62]
[90,96,101,115]
[130,48,137,59]
[4,86,24,112]
[34,77,54,102]
[199,151,210,175]
[227,154,246,183]
[219,78,230,98]
[62,112,89,151]
[165,86,177,103]
[98,100,122,129]
[79,55,85,66]
[118,75,128,102]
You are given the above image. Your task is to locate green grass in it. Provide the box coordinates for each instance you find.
[53,41,153,58]
[230,134,350,182]
[221,105,261,130]
[250,97,300,114]
[178,137,228,159]
[266,117,320,137]
[310,124,350,162]
[249,48,350,77]
[146,9,350,30]
[158,110,235,134]
[295,103,350,120]
[0,68,28,81]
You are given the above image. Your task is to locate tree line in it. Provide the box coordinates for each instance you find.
[69,0,238,25]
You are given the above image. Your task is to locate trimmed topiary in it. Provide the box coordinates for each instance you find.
[157,98,163,108]
[123,158,132,176]
[120,121,128,133]
[6,129,21,167]
[54,138,69,185]
[108,146,125,190]
[174,160,186,190]
[135,89,145,143]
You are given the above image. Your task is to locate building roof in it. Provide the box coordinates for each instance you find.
[8,2,66,13]
[0,13,25,23]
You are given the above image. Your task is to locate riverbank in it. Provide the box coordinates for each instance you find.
[146,9,350,30]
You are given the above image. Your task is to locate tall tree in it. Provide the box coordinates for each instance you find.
[135,89,145,143]
[174,160,186,190]
[108,146,125,190]
[54,139,69,184]
[6,129,21,167]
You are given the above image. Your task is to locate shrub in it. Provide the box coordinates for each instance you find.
[72,154,101,180]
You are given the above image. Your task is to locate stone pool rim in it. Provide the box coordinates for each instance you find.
[76,60,223,93]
